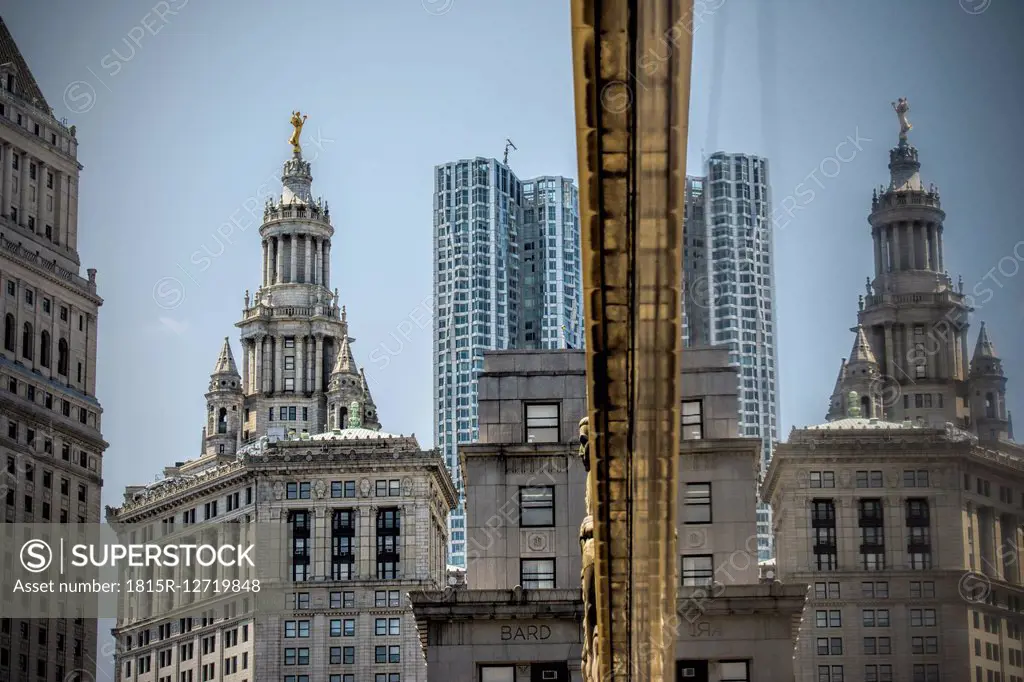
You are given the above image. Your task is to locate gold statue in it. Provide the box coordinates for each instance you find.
[288,111,308,153]
[578,417,598,681]
[892,97,912,141]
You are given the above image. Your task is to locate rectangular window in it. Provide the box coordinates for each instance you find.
[681,555,714,587]
[816,637,844,655]
[683,483,712,523]
[285,377,295,391]
[719,661,750,682]
[682,400,703,439]
[519,487,554,527]
[524,403,559,443]
[520,559,555,589]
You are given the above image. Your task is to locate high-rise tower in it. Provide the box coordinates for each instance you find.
[221,127,376,445]
[828,103,978,431]
[687,152,779,561]
[432,159,582,567]
[0,16,107,681]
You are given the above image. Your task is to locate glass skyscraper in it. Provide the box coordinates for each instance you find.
[686,152,779,561]
[433,159,582,567]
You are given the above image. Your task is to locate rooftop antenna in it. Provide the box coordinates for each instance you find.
[503,138,518,165]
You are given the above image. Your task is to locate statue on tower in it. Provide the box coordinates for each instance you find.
[288,111,308,154]
[892,98,912,141]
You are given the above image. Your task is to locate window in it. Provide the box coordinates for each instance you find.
[816,637,843,655]
[912,665,939,682]
[332,480,356,498]
[815,610,842,628]
[864,665,893,682]
[520,559,555,589]
[903,470,929,487]
[910,608,937,627]
[911,636,938,654]
[681,555,714,586]
[283,621,310,638]
[862,609,890,627]
[812,500,837,571]
[524,403,559,443]
[856,470,884,488]
[519,487,554,527]
[683,483,711,523]
[481,669,515,682]
[813,582,840,600]
[809,471,835,489]
[682,400,703,439]
[859,499,885,570]
[863,636,891,655]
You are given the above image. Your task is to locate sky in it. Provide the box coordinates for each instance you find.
[5,0,1024,677]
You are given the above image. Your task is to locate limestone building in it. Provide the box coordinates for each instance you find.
[0,17,107,682]
[106,134,457,682]
[765,110,1022,682]
[410,348,806,682]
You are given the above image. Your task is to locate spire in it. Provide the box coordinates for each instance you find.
[973,322,998,362]
[332,336,359,376]
[1009,411,1015,442]
[832,358,848,396]
[212,337,239,377]
[360,368,376,406]
[0,18,51,110]
[849,326,878,365]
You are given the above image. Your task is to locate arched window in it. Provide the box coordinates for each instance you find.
[860,395,871,419]
[339,406,348,430]
[57,338,69,376]
[3,314,15,352]
[40,330,50,367]
[21,322,33,360]
[985,392,996,419]
[217,407,228,434]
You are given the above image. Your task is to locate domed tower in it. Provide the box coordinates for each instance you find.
[236,113,347,439]
[204,338,244,456]
[969,322,1010,441]
[856,99,972,427]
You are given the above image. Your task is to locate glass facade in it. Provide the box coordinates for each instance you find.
[432,159,582,566]
[687,153,779,561]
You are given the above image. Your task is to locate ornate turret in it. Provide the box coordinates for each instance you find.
[969,322,1009,441]
[360,369,381,430]
[830,327,883,420]
[204,338,244,457]
[327,335,364,430]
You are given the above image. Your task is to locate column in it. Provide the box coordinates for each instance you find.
[18,150,29,226]
[937,228,944,272]
[255,336,265,393]
[323,241,331,287]
[908,222,917,270]
[993,513,1005,581]
[360,507,374,579]
[52,171,63,245]
[892,223,901,272]
[274,336,284,394]
[241,338,249,394]
[884,324,895,380]
[274,237,283,284]
[289,234,298,283]
[262,240,269,286]
[1,144,11,217]
[937,323,949,380]
[314,239,322,285]
[960,327,970,382]
[35,161,46,231]
[296,334,305,395]
[927,224,937,271]
[873,228,883,279]
[304,237,312,284]
[314,335,324,393]
[314,508,328,580]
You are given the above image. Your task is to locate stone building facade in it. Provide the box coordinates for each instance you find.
[410,348,805,682]
[0,17,106,682]
[106,131,457,682]
[765,108,1022,682]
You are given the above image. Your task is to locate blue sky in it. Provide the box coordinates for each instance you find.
[6,0,1024,675]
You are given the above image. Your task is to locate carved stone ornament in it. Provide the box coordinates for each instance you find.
[314,480,328,499]
[360,478,371,497]
[273,481,285,501]
[402,477,414,496]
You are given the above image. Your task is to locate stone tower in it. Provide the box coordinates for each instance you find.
[827,100,1014,443]
[839,103,972,427]
[203,337,244,456]
[969,322,1010,441]
[229,123,380,442]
